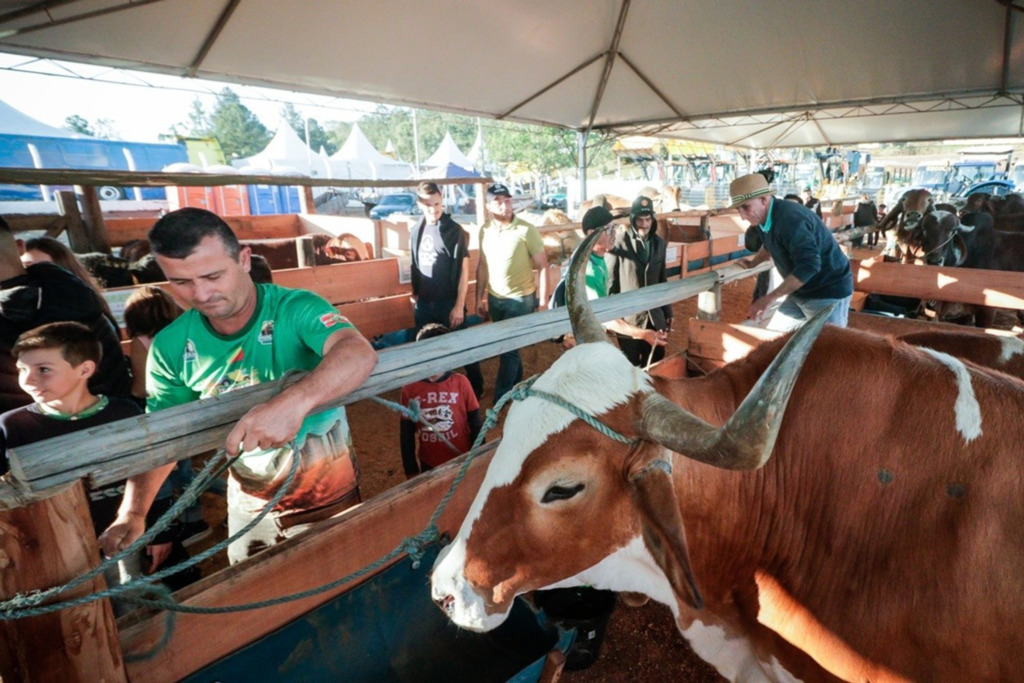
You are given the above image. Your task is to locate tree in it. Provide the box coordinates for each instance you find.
[280,103,337,155]
[207,88,271,160]
[64,115,94,136]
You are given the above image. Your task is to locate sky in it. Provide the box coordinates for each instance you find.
[0,52,376,142]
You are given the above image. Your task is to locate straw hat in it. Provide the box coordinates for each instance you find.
[728,173,772,208]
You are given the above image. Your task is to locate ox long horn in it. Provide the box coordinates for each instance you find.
[637,305,833,470]
[566,227,610,344]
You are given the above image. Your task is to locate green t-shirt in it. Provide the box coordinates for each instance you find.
[147,284,358,508]
[587,253,608,300]
[479,215,545,298]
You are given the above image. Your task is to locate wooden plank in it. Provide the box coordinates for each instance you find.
[120,448,494,682]
[55,190,90,252]
[852,257,1024,308]
[272,259,411,305]
[3,213,68,235]
[0,167,490,191]
[338,294,414,339]
[5,269,729,499]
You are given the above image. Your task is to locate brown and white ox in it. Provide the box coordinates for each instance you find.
[431,229,1024,681]
[898,329,1024,382]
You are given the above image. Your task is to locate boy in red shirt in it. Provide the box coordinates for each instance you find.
[400,324,481,478]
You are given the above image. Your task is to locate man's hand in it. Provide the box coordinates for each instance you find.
[737,256,757,269]
[476,297,489,320]
[226,395,307,456]
[448,306,465,329]
[748,297,772,323]
[99,512,146,558]
[642,329,669,347]
[146,542,173,573]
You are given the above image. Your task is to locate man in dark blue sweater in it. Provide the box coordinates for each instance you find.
[732,173,853,330]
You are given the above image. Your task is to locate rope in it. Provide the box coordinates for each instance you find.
[0,375,633,626]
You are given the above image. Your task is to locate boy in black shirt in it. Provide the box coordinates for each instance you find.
[0,322,188,595]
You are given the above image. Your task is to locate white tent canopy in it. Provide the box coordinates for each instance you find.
[234,119,325,176]
[0,98,84,138]
[328,123,413,180]
[423,132,476,173]
[0,1,1022,148]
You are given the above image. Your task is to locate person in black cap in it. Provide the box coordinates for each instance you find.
[476,183,551,403]
[554,206,671,354]
[605,196,671,368]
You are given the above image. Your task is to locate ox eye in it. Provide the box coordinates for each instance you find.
[541,483,585,504]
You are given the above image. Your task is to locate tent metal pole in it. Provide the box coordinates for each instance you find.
[577,130,587,204]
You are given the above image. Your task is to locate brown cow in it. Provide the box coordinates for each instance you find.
[432,229,1024,680]
[899,329,1024,381]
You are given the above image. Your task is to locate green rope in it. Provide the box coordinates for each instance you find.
[0,375,632,624]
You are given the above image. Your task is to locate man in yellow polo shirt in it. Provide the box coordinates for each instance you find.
[475,183,550,402]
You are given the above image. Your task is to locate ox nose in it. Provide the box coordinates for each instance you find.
[434,593,455,616]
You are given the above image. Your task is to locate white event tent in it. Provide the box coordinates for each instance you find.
[422,132,477,175]
[328,124,413,180]
[233,120,327,177]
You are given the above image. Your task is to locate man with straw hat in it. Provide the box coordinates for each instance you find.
[732,173,852,330]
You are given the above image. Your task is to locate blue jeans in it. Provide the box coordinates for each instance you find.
[768,294,852,332]
[488,292,537,402]
[414,298,484,397]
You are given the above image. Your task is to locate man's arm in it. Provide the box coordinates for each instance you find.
[603,318,669,347]
[226,327,377,455]
[99,462,175,558]
[451,257,468,329]
[531,250,550,311]
[475,249,489,319]
[749,273,805,322]
[737,246,771,269]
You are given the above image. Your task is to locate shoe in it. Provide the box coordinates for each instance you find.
[180,520,213,548]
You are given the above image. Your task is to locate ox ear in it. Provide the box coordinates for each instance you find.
[951,233,968,267]
[626,442,704,610]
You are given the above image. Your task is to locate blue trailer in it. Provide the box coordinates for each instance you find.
[0,133,189,201]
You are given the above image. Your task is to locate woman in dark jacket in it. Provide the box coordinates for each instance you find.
[605,195,671,367]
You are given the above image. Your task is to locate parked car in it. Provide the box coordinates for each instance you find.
[540,192,567,211]
[368,192,420,220]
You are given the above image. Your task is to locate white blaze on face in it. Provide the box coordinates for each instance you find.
[998,335,1024,365]
[431,343,652,629]
[919,348,982,443]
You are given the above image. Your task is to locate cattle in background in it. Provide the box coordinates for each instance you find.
[243,233,370,270]
[432,228,1024,681]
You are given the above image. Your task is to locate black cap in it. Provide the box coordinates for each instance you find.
[486,183,512,199]
[581,206,615,234]
[630,195,655,218]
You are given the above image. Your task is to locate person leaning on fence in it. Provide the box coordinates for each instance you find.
[854,192,880,248]
[734,173,853,331]
[605,196,672,368]
[399,323,481,479]
[0,321,197,605]
[98,207,378,565]
[409,181,483,398]
[476,183,551,403]
[0,216,132,414]
[554,206,669,355]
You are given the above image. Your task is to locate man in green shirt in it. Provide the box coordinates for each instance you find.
[100,208,378,564]
[476,183,551,402]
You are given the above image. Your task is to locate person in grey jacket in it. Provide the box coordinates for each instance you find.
[605,195,671,367]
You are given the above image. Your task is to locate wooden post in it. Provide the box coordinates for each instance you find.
[298,186,316,214]
[54,191,88,250]
[0,481,126,682]
[296,234,316,268]
[697,281,722,321]
[73,186,111,254]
